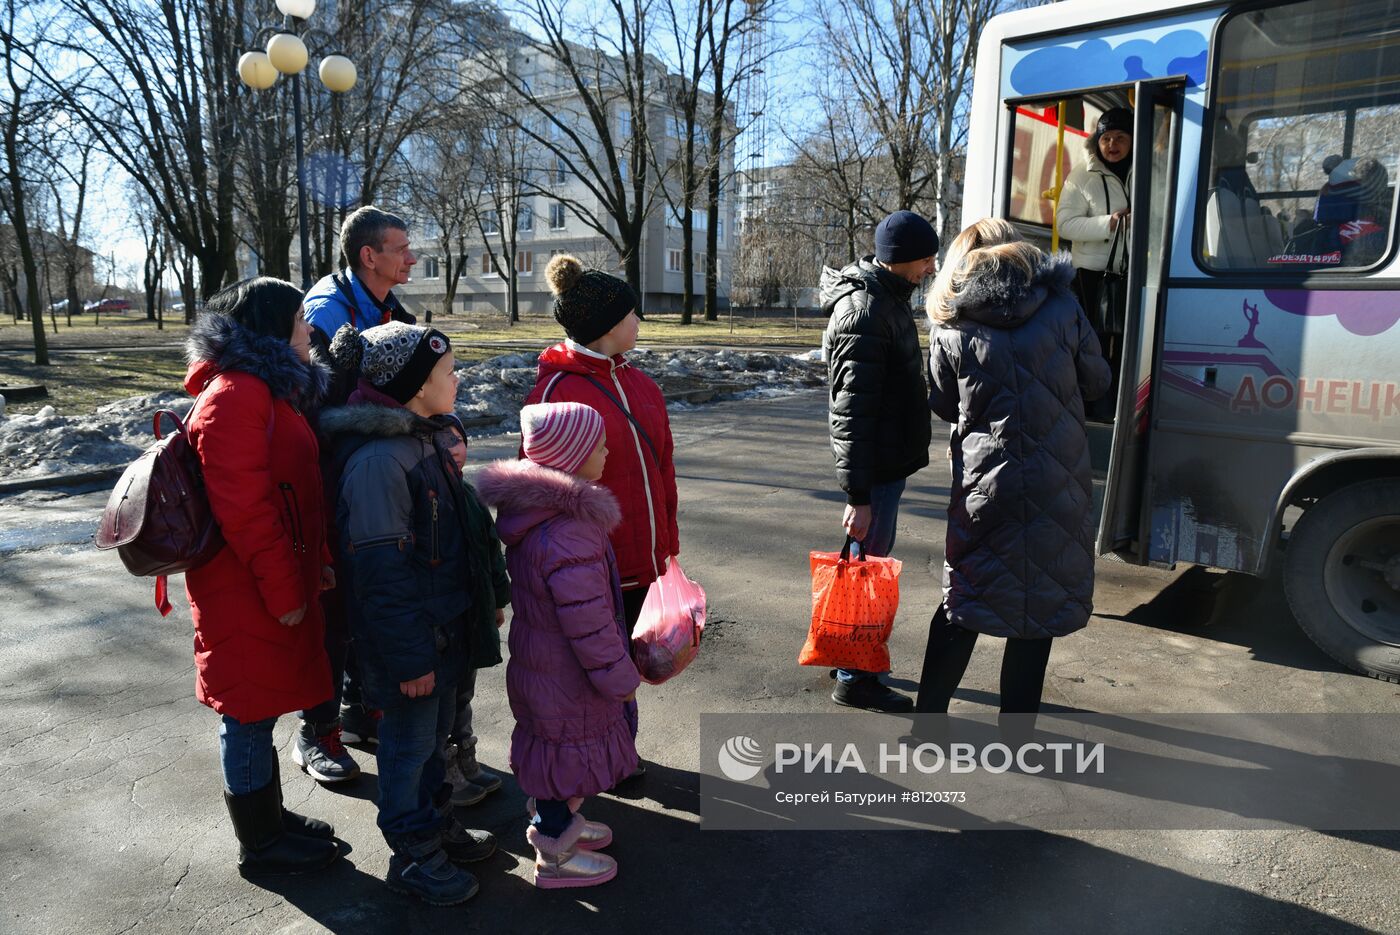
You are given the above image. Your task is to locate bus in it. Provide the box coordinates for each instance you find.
[965,0,1400,680]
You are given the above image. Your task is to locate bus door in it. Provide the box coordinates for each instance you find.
[1096,79,1184,561]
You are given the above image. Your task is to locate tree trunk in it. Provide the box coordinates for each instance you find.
[704,159,721,321]
[681,205,694,325]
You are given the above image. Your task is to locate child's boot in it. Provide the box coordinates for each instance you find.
[527,813,618,888]
[386,832,479,906]
[526,797,613,850]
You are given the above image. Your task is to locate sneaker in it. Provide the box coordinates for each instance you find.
[386,848,479,906]
[292,723,361,783]
[831,678,914,713]
[339,704,382,745]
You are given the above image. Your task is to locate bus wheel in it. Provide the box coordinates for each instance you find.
[1283,478,1400,683]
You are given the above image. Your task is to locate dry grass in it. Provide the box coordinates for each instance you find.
[0,308,828,416]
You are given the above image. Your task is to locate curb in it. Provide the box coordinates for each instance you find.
[0,466,124,495]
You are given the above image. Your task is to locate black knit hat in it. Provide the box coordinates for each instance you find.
[875,211,940,264]
[1097,107,1134,136]
[348,321,452,404]
[546,254,640,346]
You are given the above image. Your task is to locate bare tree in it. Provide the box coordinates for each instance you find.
[477,0,663,294]
[46,0,244,299]
[784,78,881,264]
[0,0,50,362]
[816,0,1001,244]
[43,124,95,329]
[133,180,168,327]
[406,124,483,322]
[464,116,531,325]
[701,0,779,321]
[648,0,708,323]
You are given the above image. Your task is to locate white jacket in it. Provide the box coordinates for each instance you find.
[1056,153,1131,273]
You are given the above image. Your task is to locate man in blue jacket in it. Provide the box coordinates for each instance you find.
[293,205,420,785]
[304,205,419,351]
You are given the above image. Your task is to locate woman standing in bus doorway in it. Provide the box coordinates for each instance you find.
[915,219,1110,720]
[1057,106,1133,422]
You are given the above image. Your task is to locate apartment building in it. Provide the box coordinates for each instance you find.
[396,41,737,320]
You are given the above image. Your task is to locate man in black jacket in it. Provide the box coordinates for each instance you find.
[822,210,938,713]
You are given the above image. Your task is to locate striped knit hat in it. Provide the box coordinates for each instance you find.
[520,402,605,474]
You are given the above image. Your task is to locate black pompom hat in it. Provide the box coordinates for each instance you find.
[545,254,641,346]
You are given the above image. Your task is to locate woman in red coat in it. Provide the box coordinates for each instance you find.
[183,277,340,875]
[523,255,680,781]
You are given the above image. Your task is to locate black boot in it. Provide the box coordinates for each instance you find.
[271,759,335,840]
[831,677,914,713]
[224,779,339,875]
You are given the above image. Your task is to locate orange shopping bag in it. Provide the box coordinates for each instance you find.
[799,536,901,671]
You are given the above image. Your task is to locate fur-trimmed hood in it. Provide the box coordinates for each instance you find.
[184,312,329,403]
[947,251,1076,329]
[316,400,445,442]
[475,458,622,546]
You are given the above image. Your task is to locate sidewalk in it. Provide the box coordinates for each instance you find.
[2,390,1396,934]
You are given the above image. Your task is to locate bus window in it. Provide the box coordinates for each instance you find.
[1007,101,1101,228]
[1199,0,1400,272]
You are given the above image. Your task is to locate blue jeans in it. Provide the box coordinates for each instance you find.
[837,477,907,685]
[376,691,455,840]
[218,715,277,795]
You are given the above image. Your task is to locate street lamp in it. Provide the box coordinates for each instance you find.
[238,0,357,288]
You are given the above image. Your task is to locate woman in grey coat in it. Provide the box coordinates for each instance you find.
[915,219,1111,715]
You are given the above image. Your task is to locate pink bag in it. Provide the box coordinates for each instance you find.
[631,559,706,684]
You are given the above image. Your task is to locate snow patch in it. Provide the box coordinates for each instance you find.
[1,348,826,482]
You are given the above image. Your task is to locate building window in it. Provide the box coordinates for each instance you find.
[667,205,683,229]
[550,202,567,229]
[482,210,499,235]
[481,253,498,278]
[717,218,725,245]
[618,156,628,182]
[421,257,440,279]
[555,156,567,183]
[617,108,631,139]
[691,208,707,231]
[667,249,684,272]
[517,251,534,275]
[517,204,534,233]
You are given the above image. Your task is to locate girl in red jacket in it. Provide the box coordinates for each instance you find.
[523,255,678,781]
[183,278,340,876]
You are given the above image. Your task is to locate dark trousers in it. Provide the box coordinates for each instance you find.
[299,587,366,728]
[1074,267,1122,422]
[622,587,648,637]
[914,605,1054,715]
[532,798,573,839]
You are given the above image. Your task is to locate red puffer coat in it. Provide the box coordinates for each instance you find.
[525,342,679,591]
[182,313,333,724]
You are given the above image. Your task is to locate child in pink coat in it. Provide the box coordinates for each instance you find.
[475,402,640,889]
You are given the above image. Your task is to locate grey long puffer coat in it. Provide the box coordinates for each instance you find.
[928,252,1111,639]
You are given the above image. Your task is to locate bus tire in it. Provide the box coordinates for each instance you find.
[1283,478,1400,683]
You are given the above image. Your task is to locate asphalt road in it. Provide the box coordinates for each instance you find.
[2,389,1397,934]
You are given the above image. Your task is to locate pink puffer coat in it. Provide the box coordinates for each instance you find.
[475,459,640,801]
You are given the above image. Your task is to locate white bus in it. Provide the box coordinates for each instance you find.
[965,0,1400,680]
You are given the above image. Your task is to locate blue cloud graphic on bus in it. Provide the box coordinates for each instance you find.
[1009,31,1208,96]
